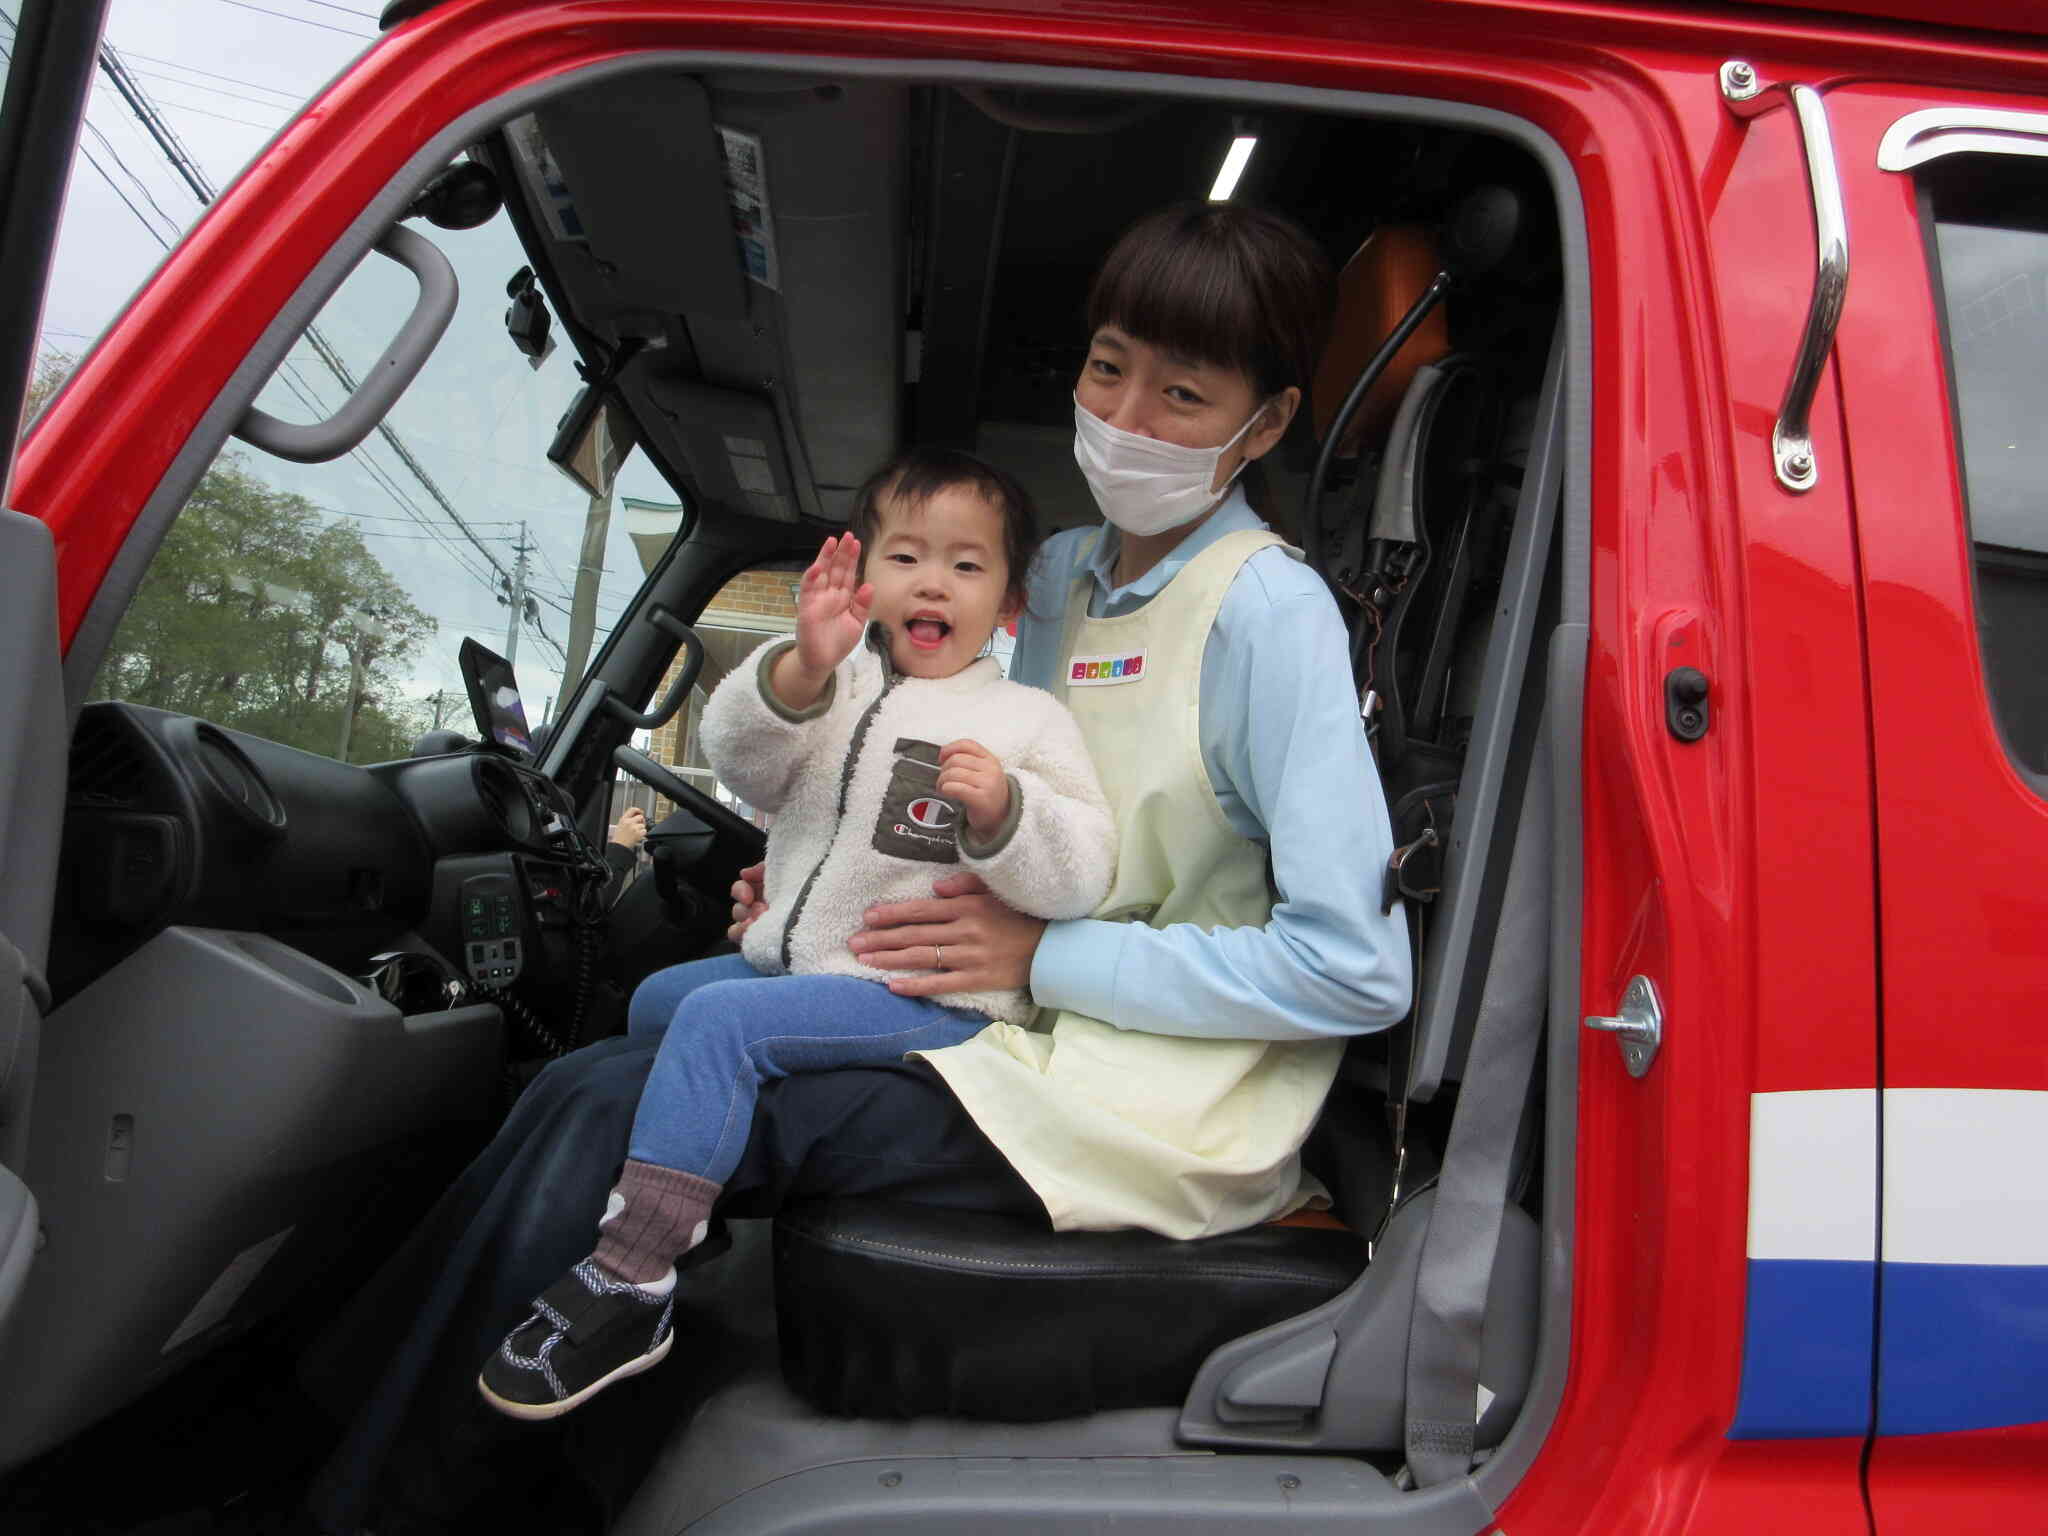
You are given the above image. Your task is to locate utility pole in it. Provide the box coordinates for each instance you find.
[557,497,614,715]
[504,521,533,667]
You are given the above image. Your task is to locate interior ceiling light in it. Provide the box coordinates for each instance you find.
[1208,135,1258,201]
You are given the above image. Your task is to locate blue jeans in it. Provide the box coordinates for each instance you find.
[624,954,989,1187]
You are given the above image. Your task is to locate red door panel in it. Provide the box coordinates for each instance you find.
[1827,83,2048,1533]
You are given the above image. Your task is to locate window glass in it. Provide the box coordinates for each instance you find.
[1926,160,2048,776]
[90,179,674,763]
[642,567,802,822]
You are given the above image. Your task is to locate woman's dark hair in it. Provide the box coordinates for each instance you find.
[1086,202,1335,399]
[848,446,1039,616]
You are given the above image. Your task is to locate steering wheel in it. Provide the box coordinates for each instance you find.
[611,744,764,855]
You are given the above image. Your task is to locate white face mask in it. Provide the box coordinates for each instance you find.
[1071,394,1268,538]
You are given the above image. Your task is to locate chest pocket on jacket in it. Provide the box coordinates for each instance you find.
[872,738,960,865]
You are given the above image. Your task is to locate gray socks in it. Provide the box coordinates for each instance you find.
[592,1159,721,1284]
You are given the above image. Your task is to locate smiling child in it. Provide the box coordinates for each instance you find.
[477,447,1115,1421]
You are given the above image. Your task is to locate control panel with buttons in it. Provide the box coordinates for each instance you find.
[459,872,525,986]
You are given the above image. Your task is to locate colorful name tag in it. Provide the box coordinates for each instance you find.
[1067,649,1147,686]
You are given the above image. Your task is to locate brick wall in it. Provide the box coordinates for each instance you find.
[699,569,801,626]
[646,568,801,776]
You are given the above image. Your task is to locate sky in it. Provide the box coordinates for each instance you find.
[17,0,681,727]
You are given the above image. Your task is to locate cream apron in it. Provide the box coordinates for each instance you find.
[917,529,1345,1237]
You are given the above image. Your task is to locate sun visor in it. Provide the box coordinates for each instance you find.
[639,377,799,522]
[530,74,747,327]
[699,76,907,517]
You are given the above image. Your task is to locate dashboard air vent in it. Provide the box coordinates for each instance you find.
[69,710,152,807]
[474,758,514,832]
[472,756,537,844]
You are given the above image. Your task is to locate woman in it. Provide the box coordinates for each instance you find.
[304,201,1409,1532]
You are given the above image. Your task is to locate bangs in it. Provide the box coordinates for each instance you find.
[1085,204,1331,398]
[847,446,1040,613]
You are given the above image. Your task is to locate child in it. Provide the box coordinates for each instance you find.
[477,447,1116,1419]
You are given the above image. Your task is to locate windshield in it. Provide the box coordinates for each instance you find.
[81,193,677,762]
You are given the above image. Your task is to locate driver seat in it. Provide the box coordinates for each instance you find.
[773,1200,1366,1420]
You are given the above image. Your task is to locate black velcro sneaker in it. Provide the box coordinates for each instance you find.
[477,1258,675,1420]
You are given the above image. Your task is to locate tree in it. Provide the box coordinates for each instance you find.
[95,455,438,762]
[35,346,443,764]
[24,347,73,420]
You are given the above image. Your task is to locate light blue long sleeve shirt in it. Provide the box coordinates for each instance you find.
[1010,491,1412,1042]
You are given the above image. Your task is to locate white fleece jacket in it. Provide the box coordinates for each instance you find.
[700,628,1116,1025]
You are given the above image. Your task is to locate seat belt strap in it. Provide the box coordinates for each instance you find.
[1402,713,1552,1487]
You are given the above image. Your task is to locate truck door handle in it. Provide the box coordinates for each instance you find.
[1718,61,1849,495]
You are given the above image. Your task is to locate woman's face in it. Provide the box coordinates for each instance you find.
[1077,326,1299,492]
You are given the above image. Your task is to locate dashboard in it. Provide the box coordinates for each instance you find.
[52,701,597,1005]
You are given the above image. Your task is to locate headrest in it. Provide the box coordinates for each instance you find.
[1311,224,1451,458]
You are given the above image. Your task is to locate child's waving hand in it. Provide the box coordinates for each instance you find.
[797,533,873,672]
[772,534,874,710]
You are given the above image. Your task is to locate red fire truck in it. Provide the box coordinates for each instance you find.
[0,1,2042,1531]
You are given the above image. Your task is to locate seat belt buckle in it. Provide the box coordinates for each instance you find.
[1382,825,1442,914]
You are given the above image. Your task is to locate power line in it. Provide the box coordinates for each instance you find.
[301,321,528,592]
[81,117,185,240]
[533,540,574,592]
[288,0,383,19]
[209,0,375,40]
[95,45,212,204]
[152,97,282,133]
[353,528,514,542]
[332,510,522,527]
[77,142,172,253]
[123,66,297,115]
[269,363,502,595]
[115,49,308,103]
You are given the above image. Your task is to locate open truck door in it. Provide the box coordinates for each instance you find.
[0,0,110,1348]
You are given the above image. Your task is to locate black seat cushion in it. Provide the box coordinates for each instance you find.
[772,1199,1367,1421]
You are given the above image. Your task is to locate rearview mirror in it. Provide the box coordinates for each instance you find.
[548,384,635,499]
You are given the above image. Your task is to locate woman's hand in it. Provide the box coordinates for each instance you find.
[937,739,1009,839]
[728,862,767,943]
[773,533,872,710]
[848,873,1048,997]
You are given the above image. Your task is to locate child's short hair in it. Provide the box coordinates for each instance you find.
[848,446,1039,616]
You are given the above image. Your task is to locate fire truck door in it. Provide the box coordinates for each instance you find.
[0,0,110,1340]
[1827,85,2048,1530]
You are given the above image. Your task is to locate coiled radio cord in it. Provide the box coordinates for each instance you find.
[478,980,569,1059]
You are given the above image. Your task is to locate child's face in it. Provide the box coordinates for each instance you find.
[865,485,1018,680]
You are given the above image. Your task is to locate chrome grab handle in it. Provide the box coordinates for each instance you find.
[1878,106,2048,173]
[1719,61,1849,495]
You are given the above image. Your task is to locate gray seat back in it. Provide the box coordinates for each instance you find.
[0,509,67,1338]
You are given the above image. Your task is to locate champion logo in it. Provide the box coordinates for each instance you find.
[905,797,955,830]
[1068,648,1147,687]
